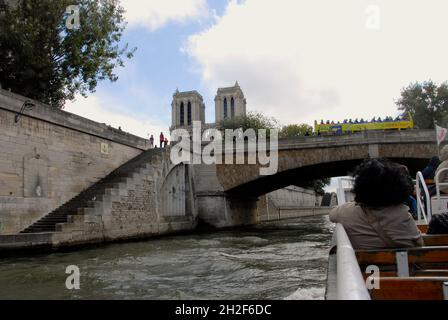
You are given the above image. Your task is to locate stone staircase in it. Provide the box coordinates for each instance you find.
[20,148,164,234]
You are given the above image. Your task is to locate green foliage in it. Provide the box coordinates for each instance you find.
[219,111,280,136]
[297,178,331,196]
[396,80,448,129]
[279,124,313,138]
[220,111,329,194]
[0,0,135,108]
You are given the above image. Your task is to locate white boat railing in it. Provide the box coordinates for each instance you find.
[434,168,448,215]
[336,224,371,300]
[416,171,430,224]
[336,177,355,206]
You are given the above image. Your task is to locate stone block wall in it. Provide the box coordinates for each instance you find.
[0,89,148,234]
[268,186,318,208]
[50,152,197,246]
[105,161,196,240]
[110,180,158,231]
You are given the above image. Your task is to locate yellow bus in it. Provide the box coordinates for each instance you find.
[314,113,414,135]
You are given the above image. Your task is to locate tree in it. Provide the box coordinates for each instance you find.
[296,178,331,196]
[279,124,313,138]
[0,0,135,108]
[219,111,280,137]
[396,80,448,129]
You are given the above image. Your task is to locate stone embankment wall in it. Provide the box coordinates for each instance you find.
[257,186,329,222]
[53,152,197,247]
[0,89,148,234]
[268,186,319,207]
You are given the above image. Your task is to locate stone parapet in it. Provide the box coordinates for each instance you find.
[0,89,148,149]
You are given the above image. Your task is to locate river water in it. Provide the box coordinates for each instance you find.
[0,215,334,300]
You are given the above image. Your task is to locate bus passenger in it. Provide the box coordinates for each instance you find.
[330,159,424,250]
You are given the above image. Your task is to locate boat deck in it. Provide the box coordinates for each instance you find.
[325,224,448,300]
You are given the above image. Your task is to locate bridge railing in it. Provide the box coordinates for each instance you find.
[278,129,436,149]
[173,129,437,155]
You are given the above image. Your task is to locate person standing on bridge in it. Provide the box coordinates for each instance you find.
[160,132,165,148]
[149,134,154,149]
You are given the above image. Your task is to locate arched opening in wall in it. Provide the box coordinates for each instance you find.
[161,165,190,217]
[231,97,235,118]
[180,102,185,126]
[187,101,192,126]
[223,98,228,119]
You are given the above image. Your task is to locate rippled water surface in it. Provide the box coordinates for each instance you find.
[0,215,334,300]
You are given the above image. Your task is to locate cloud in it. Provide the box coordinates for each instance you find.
[186,0,448,125]
[64,95,169,139]
[121,0,209,31]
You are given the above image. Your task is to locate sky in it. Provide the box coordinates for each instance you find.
[65,0,448,140]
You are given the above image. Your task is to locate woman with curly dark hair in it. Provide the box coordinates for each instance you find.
[330,158,424,250]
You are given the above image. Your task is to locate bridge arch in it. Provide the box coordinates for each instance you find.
[216,130,439,198]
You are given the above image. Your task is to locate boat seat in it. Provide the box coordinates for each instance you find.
[369,277,448,300]
[356,246,448,266]
[423,234,448,246]
[356,247,448,277]
[363,268,448,278]
[417,225,428,233]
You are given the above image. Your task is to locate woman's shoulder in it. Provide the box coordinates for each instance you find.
[329,202,361,222]
[374,204,409,215]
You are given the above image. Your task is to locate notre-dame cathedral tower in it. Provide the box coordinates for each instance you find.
[171,90,205,129]
[214,81,247,123]
[171,82,247,130]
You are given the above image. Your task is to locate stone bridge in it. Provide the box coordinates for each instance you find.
[195,129,440,227]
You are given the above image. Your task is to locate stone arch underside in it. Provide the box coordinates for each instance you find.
[217,142,437,198]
